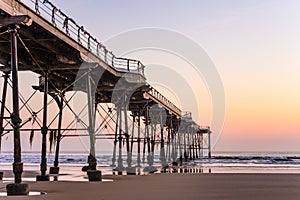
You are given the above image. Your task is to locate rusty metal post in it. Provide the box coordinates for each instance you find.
[178,126,182,165]
[50,93,64,174]
[167,117,172,162]
[86,72,101,181]
[124,100,130,168]
[130,115,135,161]
[145,107,151,166]
[150,123,156,166]
[183,124,187,161]
[9,25,23,184]
[86,72,96,170]
[200,133,203,157]
[208,128,212,158]
[5,23,29,196]
[188,127,192,160]
[192,131,196,160]
[117,104,123,170]
[137,113,141,167]
[159,111,166,167]
[111,107,119,167]
[37,72,50,181]
[142,126,146,163]
[54,94,63,168]
[195,133,198,159]
[198,133,201,158]
[0,73,9,152]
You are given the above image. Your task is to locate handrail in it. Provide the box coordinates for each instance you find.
[147,87,182,116]
[16,0,203,124]
[19,0,145,75]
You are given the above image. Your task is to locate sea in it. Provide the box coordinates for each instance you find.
[1,151,300,175]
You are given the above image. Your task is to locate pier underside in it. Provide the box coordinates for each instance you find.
[0,0,211,194]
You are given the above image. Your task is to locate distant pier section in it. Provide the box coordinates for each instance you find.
[0,0,211,194]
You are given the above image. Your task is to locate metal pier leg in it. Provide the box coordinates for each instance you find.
[170,120,175,162]
[6,24,29,195]
[150,125,155,166]
[137,114,141,167]
[208,129,211,158]
[178,131,182,165]
[111,107,119,167]
[198,133,201,158]
[86,72,101,181]
[172,133,176,162]
[183,128,187,161]
[37,72,50,181]
[117,106,123,171]
[160,112,166,167]
[87,73,96,170]
[192,134,196,160]
[124,104,130,167]
[130,115,135,160]
[126,114,137,175]
[195,134,198,159]
[145,107,151,166]
[167,124,171,162]
[50,93,64,175]
[142,128,146,163]
[189,130,193,160]
[200,133,204,158]
[0,72,9,152]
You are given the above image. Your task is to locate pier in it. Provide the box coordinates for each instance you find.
[0,0,211,195]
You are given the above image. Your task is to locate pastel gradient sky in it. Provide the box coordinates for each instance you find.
[3,0,300,152]
[53,0,300,152]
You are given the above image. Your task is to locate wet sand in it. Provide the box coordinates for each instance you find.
[1,172,300,199]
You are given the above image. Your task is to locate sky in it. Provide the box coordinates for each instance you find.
[2,0,300,152]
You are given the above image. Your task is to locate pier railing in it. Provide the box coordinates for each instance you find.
[20,0,145,75]
[146,87,182,117]
[17,0,185,119]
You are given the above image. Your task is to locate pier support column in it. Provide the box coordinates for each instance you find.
[86,72,101,181]
[166,120,171,162]
[137,113,141,167]
[159,111,166,167]
[6,24,29,195]
[37,72,50,181]
[195,133,198,159]
[144,106,156,173]
[208,128,212,158]
[200,133,203,157]
[192,133,196,160]
[150,124,156,166]
[50,93,64,175]
[169,117,176,162]
[126,114,136,175]
[124,102,130,167]
[117,105,124,171]
[178,127,183,165]
[0,72,9,181]
[189,133,193,160]
[145,106,151,166]
[0,72,9,152]
[111,107,119,167]
[183,125,188,161]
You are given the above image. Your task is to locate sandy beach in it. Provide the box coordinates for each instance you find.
[1,172,300,200]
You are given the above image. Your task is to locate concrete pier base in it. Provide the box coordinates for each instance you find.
[36,175,50,181]
[126,167,136,175]
[49,167,59,174]
[143,166,157,173]
[6,183,29,196]
[87,170,101,181]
